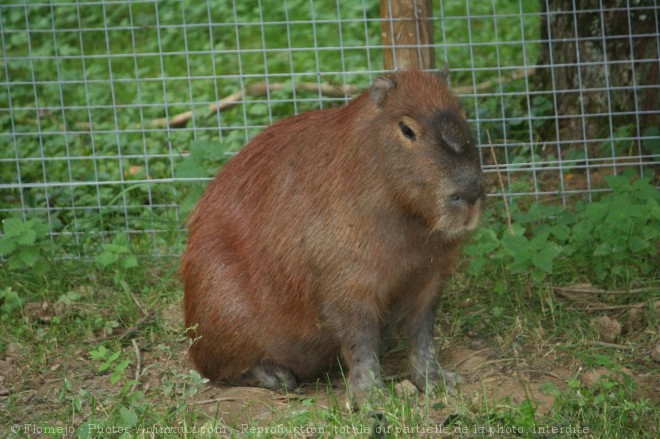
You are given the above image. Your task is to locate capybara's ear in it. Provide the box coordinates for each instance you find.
[369,75,396,106]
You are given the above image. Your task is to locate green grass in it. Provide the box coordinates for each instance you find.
[1,258,657,437]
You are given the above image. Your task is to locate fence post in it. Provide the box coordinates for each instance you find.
[380,0,435,70]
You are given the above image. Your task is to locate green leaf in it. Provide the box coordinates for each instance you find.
[553,226,570,242]
[110,359,131,384]
[533,244,561,274]
[95,252,118,267]
[642,225,659,243]
[7,254,25,270]
[28,219,49,238]
[0,237,16,256]
[503,235,532,265]
[509,260,529,274]
[101,243,129,254]
[647,197,660,220]
[476,228,501,253]
[191,139,225,162]
[468,257,488,275]
[585,202,608,224]
[530,231,550,248]
[118,407,138,429]
[2,218,26,238]
[593,242,612,256]
[628,237,648,253]
[502,234,527,253]
[77,423,91,439]
[531,268,547,282]
[108,351,121,363]
[89,346,108,361]
[16,227,37,246]
[122,255,138,269]
[248,103,269,117]
[591,353,615,368]
[0,288,22,314]
[58,291,81,305]
[510,223,526,236]
[605,175,633,193]
[18,247,39,266]
[33,259,48,275]
[540,381,562,397]
[179,184,205,215]
[175,156,205,179]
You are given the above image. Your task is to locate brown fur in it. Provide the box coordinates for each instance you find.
[182,69,485,402]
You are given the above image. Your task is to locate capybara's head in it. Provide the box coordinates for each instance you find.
[367,70,485,240]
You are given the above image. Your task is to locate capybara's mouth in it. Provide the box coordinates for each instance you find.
[433,208,482,240]
[463,205,483,229]
[445,202,483,237]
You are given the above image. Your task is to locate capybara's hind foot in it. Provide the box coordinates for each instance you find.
[237,363,297,392]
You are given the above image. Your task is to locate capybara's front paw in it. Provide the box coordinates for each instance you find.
[410,366,463,396]
[346,371,386,411]
[435,369,463,395]
[347,385,388,411]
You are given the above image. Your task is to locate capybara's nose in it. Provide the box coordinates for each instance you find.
[450,182,484,206]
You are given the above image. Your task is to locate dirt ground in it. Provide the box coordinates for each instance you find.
[170,341,573,427]
[2,300,657,434]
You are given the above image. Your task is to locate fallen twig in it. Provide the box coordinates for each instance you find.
[555,292,650,312]
[454,67,536,94]
[149,81,359,129]
[554,286,656,296]
[585,303,649,312]
[586,340,634,350]
[191,396,287,409]
[543,371,563,380]
[553,289,580,301]
[131,339,141,392]
[452,348,494,369]
[472,358,516,372]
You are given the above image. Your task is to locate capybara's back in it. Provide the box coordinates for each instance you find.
[182,69,484,403]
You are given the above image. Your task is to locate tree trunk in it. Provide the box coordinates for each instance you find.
[380,0,435,70]
[535,0,658,144]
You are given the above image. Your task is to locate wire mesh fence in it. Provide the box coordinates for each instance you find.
[1,0,658,258]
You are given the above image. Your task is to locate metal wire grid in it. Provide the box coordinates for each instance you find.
[0,0,658,257]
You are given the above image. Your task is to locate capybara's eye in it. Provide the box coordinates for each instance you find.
[399,122,416,140]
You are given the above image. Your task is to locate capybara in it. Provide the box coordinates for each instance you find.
[182,69,485,404]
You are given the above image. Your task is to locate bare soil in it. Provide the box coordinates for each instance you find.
[2,299,657,432]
